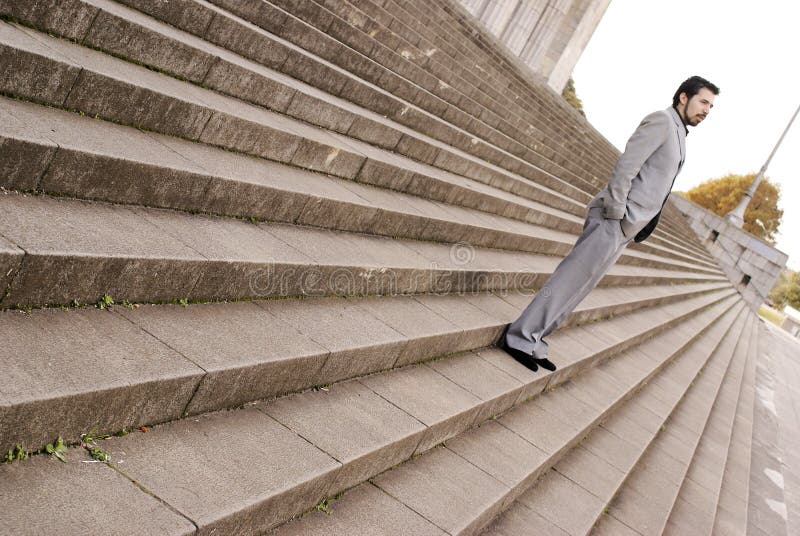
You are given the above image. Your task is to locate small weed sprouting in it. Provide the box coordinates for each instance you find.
[88,446,111,462]
[120,299,133,309]
[314,498,332,515]
[81,428,112,445]
[3,445,29,463]
[45,437,68,463]
[96,293,114,310]
[178,298,189,307]
[70,299,81,308]
[82,430,111,463]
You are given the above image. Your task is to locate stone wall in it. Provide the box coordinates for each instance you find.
[459,0,611,92]
[670,193,788,310]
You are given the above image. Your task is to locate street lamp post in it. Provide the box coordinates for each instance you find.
[726,103,800,227]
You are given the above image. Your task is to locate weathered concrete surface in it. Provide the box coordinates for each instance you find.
[0,193,212,308]
[100,408,340,535]
[360,362,483,454]
[602,306,748,535]
[0,447,195,535]
[287,300,744,536]
[0,233,23,302]
[0,101,58,191]
[255,295,407,384]
[486,303,746,535]
[663,314,755,534]
[260,379,425,492]
[372,445,508,535]
[274,482,446,535]
[116,300,329,414]
[748,321,800,536]
[0,306,203,453]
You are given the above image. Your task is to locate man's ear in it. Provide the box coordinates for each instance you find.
[679,92,688,105]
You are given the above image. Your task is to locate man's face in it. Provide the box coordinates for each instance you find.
[680,87,716,126]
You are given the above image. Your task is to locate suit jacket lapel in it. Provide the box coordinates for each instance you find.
[666,107,686,172]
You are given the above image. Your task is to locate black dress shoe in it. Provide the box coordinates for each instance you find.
[499,330,538,372]
[532,357,557,372]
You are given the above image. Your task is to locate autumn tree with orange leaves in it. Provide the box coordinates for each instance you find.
[678,173,783,243]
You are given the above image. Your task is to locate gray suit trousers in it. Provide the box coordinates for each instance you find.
[505,206,633,358]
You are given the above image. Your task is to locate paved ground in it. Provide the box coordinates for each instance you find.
[748,319,800,535]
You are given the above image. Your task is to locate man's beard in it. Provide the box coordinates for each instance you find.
[683,99,704,126]
[681,104,698,126]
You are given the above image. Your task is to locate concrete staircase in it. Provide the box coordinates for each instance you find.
[0,0,758,534]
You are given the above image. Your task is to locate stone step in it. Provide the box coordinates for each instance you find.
[655,205,714,253]
[639,222,718,266]
[0,95,717,275]
[0,1,596,207]
[0,99,720,278]
[0,18,594,220]
[656,203,720,261]
[383,0,618,172]
[712,318,759,534]
[351,0,617,172]
[0,191,728,310]
[0,9,724,298]
[481,307,752,536]
[257,0,610,184]
[263,0,709,254]
[422,0,621,168]
[0,93,583,233]
[272,296,745,535]
[657,231,718,265]
[0,8,711,263]
[593,309,754,535]
[0,292,741,536]
[270,0,614,189]
[0,267,733,454]
[662,314,756,534]
[595,314,756,534]
[209,0,611,185]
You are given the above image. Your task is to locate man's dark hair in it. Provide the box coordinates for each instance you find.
[672,76,720,107]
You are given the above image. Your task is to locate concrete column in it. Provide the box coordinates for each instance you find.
[479,0,522,36]
[457,0,609,90]
[519,0,567,65]
[500,0,549,55]
[460,0,489,16]
[548,0,610,91]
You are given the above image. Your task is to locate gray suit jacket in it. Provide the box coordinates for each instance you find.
[588,107,686,242]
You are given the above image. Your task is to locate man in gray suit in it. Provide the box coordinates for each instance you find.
[502,76,719,372]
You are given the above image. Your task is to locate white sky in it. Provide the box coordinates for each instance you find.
[572,0,800,270]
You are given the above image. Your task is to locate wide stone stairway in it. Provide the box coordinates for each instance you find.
[0,0,762,534]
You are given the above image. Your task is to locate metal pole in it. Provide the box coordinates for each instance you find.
[726,102,800,227]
